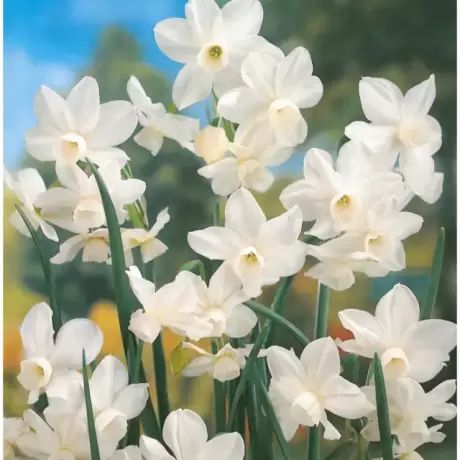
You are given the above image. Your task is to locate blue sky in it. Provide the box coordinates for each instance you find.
[4,0,312,174]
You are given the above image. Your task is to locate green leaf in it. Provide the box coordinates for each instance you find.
[245,300,310,347]
[253,367,293,460]
[211,341,227,433]
[82,350,101,460]
[153,334,170,428]
[373,354,394,460]
[86,159,135,371]
[15,205,62,332]
[421,227,445,320]
[179,260,206,280]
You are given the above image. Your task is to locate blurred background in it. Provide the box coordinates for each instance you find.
[3,0,456,458]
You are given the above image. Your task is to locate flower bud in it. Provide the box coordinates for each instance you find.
[194,126,228,164]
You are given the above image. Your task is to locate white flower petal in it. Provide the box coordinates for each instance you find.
[344,121,398,156]
[225,187,266,241]
[126,266,156,310]
[51,234,86,264]
[221,0,262,38]
[172,63,214,110]
[112,384,149,420]
[300,337,340,385]
[66,76,100,134]
[266,346,304,381]
[163,409,208,460]
[399,150,435,198]
[86,101,137,148]
[225,304,258,338]
[140,435,175,460]
[129,310,162,343]
[154,18,199,63]
[217,87,267,125]
[197,433,245,460]
[402,75,436,118]
[188,227,240,260]
[20,302,55,359]
[185,0,222,41]
[359,77,403,124]
[52,318,103,369]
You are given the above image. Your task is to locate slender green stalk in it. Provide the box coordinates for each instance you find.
[307,283,329,460]
[179,259,207,280]
[153,334,170,428]
[212,341,227,433]
[253,368,293,460]
[138,366,162,440]
[246,381,260,458]
[82,351,101,460]
[245,300,310,347]
[86,159,134,369]
[16,205,62,332]
[373,354,394,460]
[421,227,445,320]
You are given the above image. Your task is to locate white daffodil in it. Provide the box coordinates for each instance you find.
[360,196,423,271]
[127,76,199,155]
[193,126,229,164]
[306,233,389,291]
[126,266,213,343]
[139,409,245,460]
[110,446,142,460]
[17,302,103,404]
[25,76,137,167]
[387,425,446,460]
[280,143,403,239]
[266,338,374,441]
[51,228,110,264]
[154,0,281,109]
[3,418,30,460]
[362,378,456,444]
[218,47,323,148]
[188,187,308,297]
[16,409,117,460]
[198,128,293,196]
[121,208,170,265]
[181,342,247,382]
[4,168,58,242]
[35,162,146,233]
[338,284,457,383]
[88,356,148,445]
[345,75,443,202]
[178,263,256,338]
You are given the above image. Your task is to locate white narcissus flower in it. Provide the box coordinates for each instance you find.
[51,228,110,264]
[218,47,323,148]
[16,409,117,460]
[25,76,137,167]
[139,409,245,460]
[362,378,456,445]
[266,337,374,441]
[306,233,389,291]
[360,196,423,271]
[345,75,443,202]
[87,356,148,445]
[126,266,213,343]
[127,76,199,155]
[188,187,308,297]
[337,284,457,382]
[280,143,403,239]
[198,128,293,196]
[17,302,103,404]
[3,417,30,460]
[179,263,256,338]
[121,208,170,265]
[181,342,247,382]
[35,162,146,233]
[154,0,281,109]
[4,168,58,242]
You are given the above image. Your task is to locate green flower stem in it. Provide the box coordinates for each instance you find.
[152,334,170,428]
[306,283,329,460]
[212,340,227,433]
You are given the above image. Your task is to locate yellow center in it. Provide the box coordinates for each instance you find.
[208,45,223,60]
[33,366,45,377]
[336,194,351,208]
[244,251,259,264]
[368,235,383,245]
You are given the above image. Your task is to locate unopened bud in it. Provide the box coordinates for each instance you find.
[194,126,228,164]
